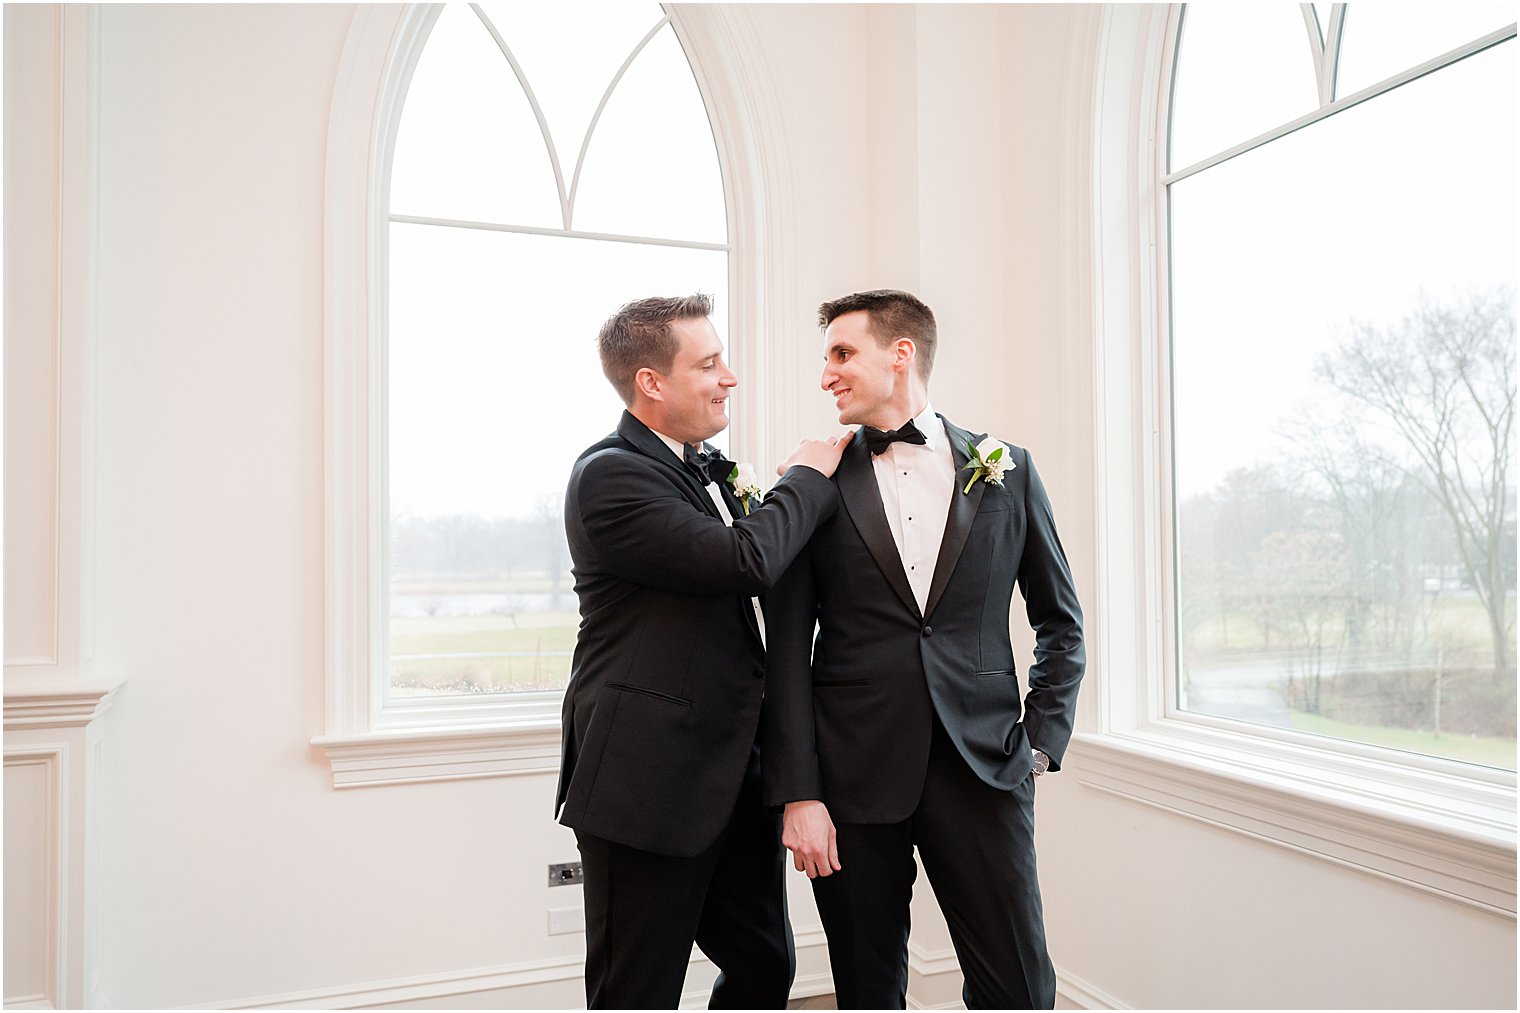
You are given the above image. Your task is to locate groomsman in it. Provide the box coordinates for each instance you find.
[556,294,850,1009]
[763,289,1085,1009]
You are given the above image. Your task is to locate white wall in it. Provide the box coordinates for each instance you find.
[4,2,1513,1009]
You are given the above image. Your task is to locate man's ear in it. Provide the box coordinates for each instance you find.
[895,338,917,373]
[634,367,663,402]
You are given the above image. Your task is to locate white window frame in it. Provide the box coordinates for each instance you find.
[312,4,807,787]
[1075,3,1517,917]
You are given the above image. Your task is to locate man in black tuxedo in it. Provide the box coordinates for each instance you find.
[556,294,851,1009]
[762,290,1085,1010]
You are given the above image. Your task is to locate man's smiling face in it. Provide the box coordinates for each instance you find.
[820,310,904,428]
[659,316,737,445]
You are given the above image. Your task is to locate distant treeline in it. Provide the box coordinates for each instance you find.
[392,510,569,588]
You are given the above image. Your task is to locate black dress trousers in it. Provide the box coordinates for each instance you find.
[810,714,1054,1010]
[576,760,795,1010]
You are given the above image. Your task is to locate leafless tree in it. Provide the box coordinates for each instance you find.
[1252,527,1354,714]
[1317,289,1516,678]
[535,495,568,592]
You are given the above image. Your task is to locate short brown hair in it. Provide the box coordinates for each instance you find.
[817,289,938,379]
[597,293,714,404]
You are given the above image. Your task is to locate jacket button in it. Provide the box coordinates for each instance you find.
[922,625,933,637]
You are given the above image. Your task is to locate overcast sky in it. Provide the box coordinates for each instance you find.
[1169,3,1516,497]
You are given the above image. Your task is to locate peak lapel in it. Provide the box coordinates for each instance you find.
[616,411,721,519]
[836,431,921,619]
[924,417,985,621]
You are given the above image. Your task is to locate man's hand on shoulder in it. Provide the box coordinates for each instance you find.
[782,800,841,878]
[776,431,853,479]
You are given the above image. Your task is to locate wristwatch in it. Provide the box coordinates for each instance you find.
[1031,749,1051,776]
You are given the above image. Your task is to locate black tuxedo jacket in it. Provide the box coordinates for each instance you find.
[761,415,1084,824]
[555,411,840,857]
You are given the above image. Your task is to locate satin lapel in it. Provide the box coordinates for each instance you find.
[713,476,764,643]
[615,411,720,519]
[924,417,985,621]
[836,430,921,619]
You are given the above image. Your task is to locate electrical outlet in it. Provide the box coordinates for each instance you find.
[548,906,585,935]
[548,861,584,887]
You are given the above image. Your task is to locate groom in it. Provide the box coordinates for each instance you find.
[556,294,850,1009]
[761,290,1085,1009]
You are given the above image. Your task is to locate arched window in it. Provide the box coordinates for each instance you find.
[315,4,789,777]
[1164,3,1516,769]
[382,4,727,720]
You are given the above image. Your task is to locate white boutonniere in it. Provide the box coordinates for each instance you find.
[961,436,1014,494]
[727,461,763,515]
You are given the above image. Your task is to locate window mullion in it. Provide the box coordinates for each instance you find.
[1299,3,1332,106]
[469,2,572,231]
[388,212,731,252]
[1325,3,1347,101]
[566,17,671,228]
[1163,23,1516,186]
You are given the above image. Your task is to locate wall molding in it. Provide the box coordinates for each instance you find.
[4,673,125,731]
[3,747,64,1010]
[4,683,119,1011]
[322,1,421,746]
[5,0,100,678]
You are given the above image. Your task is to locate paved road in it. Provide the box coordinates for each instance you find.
[1182,650,1407,728]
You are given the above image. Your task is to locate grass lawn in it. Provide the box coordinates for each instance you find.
[1289,710,1516,770]
[1184,595,1505,660]
[389,611,579,692]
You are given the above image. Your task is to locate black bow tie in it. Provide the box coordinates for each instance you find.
[683,444,734,485]
[863,419,928,456]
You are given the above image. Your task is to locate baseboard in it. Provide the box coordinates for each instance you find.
[902,950,1129,1011]
[172,930,1124,1010]
[186,930,833,1009]
[181,955,587,1009]
[1055,966,1127,1010]
[906,942,963,1008]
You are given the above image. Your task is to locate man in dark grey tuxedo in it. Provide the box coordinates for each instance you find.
[762,289,1085,1010]
[556,294,850,1009]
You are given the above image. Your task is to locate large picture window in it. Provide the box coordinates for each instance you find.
[383,3,728,714]
[1166,3,1516,770]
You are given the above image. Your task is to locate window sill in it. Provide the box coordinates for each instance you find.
[1067,723,1516,917]
[311,722,561,789]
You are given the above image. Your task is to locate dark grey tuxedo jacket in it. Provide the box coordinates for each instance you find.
[555,411,839,856]
[761,415,1084,823]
